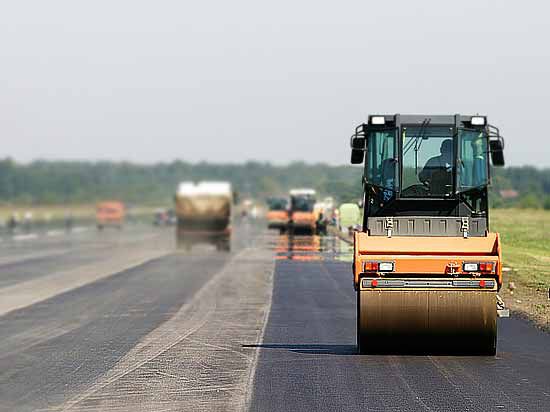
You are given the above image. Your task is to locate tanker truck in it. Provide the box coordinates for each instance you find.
[175,181,232,251]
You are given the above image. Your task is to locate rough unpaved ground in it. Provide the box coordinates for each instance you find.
[492,209,550,332]
[500,269,550,332]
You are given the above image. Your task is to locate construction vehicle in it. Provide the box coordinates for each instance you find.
[287,188,317,235]
[266,196,289,233]
[96,201,125,230]
[175,181,232,251]
[349,114,506,355]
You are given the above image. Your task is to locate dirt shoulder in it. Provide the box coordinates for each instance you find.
[500,269,550,332]
[492,209,550,332]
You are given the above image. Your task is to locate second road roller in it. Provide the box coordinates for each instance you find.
[287,188,317,235]
[349,114,506,355]
[266,196,289,233]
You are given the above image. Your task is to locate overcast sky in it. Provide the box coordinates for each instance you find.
[1,0,549,166]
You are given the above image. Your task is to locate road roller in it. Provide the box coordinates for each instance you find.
[287,188,318,235]
[266,196,289,233]
[350,114,506,355]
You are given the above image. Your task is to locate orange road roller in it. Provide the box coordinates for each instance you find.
[349,114,506,355]
[287,188,318,235]
[266,196,289,233]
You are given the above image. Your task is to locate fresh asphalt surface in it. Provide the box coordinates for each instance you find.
[249,257,550,412]
[0,222,549,411]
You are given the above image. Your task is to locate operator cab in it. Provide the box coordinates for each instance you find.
[350,114,505,237]
[267,196,289,211]
[289,189,316,213]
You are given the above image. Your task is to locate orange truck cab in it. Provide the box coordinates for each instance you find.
[96,201,125,230]
[349,114,506,355]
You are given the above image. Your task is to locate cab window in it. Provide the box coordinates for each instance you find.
[458,129,489,192]
[366,129,398,192]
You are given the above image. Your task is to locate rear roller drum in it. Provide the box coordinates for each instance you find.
[357,289,497,355]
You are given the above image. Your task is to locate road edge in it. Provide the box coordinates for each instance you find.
[242,258,275,412]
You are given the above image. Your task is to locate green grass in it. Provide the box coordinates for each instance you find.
[0,204,160,224]
[491,209,550,289]
[0,204,95,222]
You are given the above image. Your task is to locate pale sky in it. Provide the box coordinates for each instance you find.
[1,0,549,166]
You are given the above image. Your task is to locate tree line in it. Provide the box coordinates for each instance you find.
[0,158,548,208]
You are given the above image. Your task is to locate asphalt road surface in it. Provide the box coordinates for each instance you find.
[0,222,549,412]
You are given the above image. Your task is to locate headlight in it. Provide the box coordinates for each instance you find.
[463,262,479,272]
[378,262,394,272]
[471,116,486,126]
[463,261,495,273]
[370,116,386,125]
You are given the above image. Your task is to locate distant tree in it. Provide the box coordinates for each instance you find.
[517,193,542,209]
[0,160,547,207]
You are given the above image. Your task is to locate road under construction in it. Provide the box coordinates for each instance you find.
[0,116,548,412]
[0,220,548,412]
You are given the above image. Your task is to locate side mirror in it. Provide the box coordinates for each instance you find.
[489,139,505,166]
[350,136,365,164]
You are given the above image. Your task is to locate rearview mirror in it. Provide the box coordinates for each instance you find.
[489,139,505,166]
[350,136,365,150]
[351,149,364,164]
[350,136,365,164]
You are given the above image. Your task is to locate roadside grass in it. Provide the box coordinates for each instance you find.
[491,208,550,289]
[0,204,94,222]
[0,204,160,223]
[491,208,549,330]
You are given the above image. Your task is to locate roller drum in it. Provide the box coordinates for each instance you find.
[357,289,496,355]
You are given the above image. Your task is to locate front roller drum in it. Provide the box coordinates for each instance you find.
[357,289,496,355]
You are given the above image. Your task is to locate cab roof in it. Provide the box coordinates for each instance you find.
[367,114,487,127]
